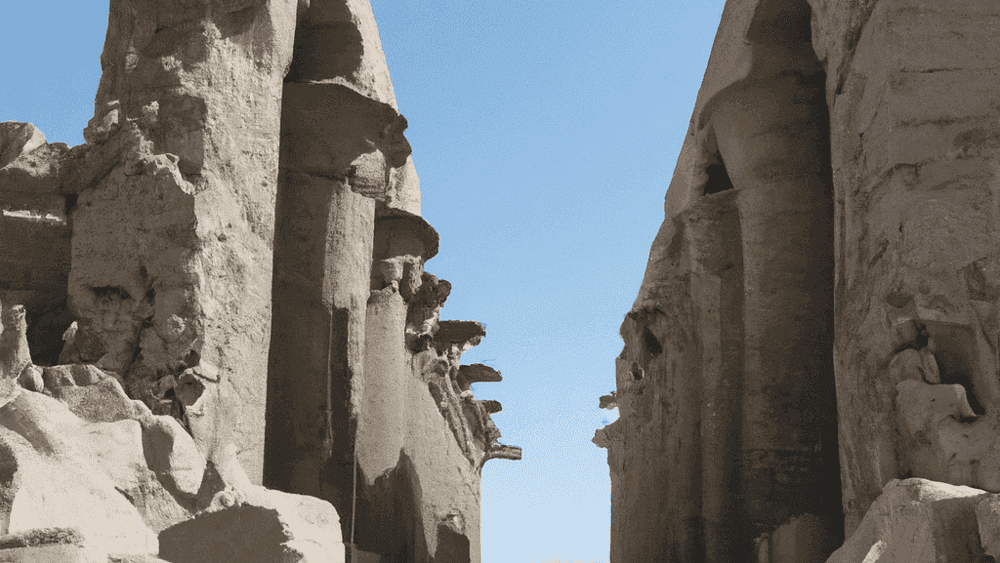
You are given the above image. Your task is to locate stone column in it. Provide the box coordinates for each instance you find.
[712,64,839,539]
[685,189,744,563]
[69,0,299,482]
[263,0,411,532]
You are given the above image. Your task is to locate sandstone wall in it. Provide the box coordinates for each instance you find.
[601,0,1000,561]
[811,0,1000,535]
[0,1,518,561]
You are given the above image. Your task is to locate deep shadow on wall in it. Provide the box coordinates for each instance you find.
[595,0,842,561]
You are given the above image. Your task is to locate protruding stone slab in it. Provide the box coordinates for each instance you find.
[434,321,486,350]
[158,487,345,563]
[374,209,439,262]
[457,364,502,391]
[477,400,502,415]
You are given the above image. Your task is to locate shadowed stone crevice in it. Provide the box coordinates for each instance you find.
[350,451,432,562]
[702,162,735,196]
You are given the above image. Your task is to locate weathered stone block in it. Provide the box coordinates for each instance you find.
[826,479,990,563]
[0,527,105,563]
[158,487,345,563]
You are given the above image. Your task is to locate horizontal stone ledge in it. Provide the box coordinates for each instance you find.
[488,443,522,461]
[477,399,502,414]
[374,208,439,260]
[457,364,502,390]
[434,321,486,345]
[279,81,409,178]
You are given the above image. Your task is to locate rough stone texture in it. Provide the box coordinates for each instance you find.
[262,2,518,561]
[597,1,840,561]
[61,0,300,484]
[806,0,1000,535]
[754,514,840,563]
[826,479,990,563]
[0,122,45,169]
[0,391,161,557]
[0,148,73,365]
[0,354,350,561]
[3,1,512,560]
[0,527,106,563]
[603,0,1000,561]
[158,486,345,563]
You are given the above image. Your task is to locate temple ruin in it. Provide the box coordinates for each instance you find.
[596,0,1000,561]
[8,0,1000,561]
[0,1,518,561]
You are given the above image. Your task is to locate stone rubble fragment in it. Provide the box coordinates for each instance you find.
[158,487,345,563]
[826,479,990,563]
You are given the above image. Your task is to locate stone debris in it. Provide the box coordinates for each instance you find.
[826,479,990,563]
[0,527,106,563]
[0,305,33,384]
[457,363,503,391]
[158,487,344,563]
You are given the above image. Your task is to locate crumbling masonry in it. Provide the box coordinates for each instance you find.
[0,1,518,562]
[597,0,1000,561]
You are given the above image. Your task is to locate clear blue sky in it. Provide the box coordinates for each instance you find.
[0,2,725,561]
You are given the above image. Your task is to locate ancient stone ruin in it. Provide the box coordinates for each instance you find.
[595,0,1000,561]
[0,1,518,562]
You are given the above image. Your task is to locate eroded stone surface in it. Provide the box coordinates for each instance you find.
[598,2,840,561]
[158,487,345,563]
[262,3,516,562]
[0,122,45,169]
[604,0,1000,561]
[3,1,509,561]
[806,0,1000,534]
[826,479,990,563]
[62,0,301,485]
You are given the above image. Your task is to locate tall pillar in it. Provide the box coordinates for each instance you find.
[69,0,299,482]
[686,189,744,563]
[263,0,411,533]
[712,65,839,538]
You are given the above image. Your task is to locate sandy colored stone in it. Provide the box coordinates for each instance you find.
[0,123,45,170]
[826,479,989,563]
[0,527,107,563]
[0,140,70,195]
[139,415,206,498]
[805,0,1000,532]
[0,394,159,556]
[599,2,839,561]
[0,3,510,562]
[66,0,300,485]
[158,486,345,563]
